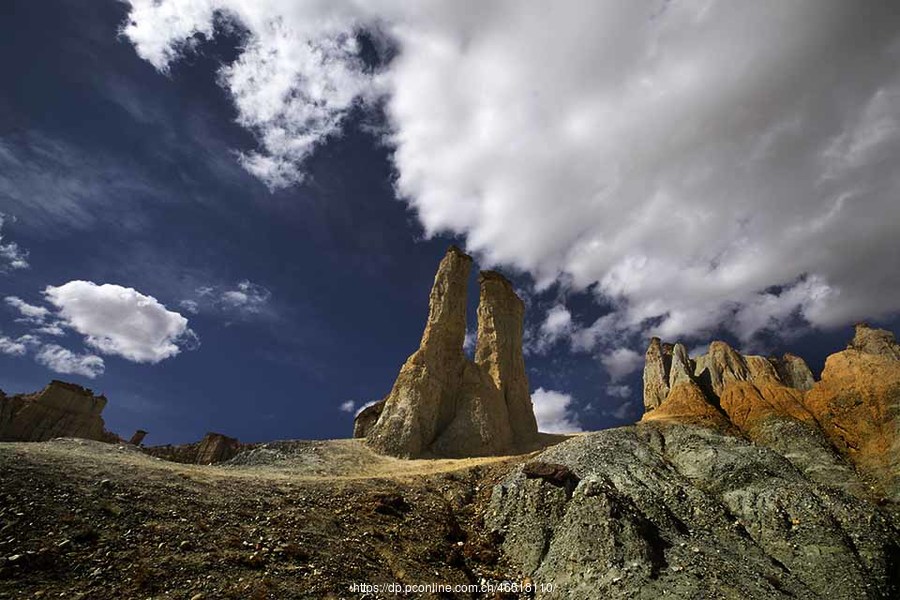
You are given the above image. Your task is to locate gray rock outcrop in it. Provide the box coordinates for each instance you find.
[363,246,538,458]
[487,423,899,599]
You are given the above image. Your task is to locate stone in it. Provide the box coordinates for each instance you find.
[473,271,538,444]
[195,433,241,464]
[667,343,694,388]
[487,424,898,599]
[639,327,900,500]
[804,326,900,498]
[0,380,117,443]
[642,380,734,432]
[365,246,538,458]
[352,400,385,439]
[641,338,670,412]
[772,353,815,391]
[128,430,148,446]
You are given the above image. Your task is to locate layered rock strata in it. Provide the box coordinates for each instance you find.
[0,380,116,443]
[362,246,538,458]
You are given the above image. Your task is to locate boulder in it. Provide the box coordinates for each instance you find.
[352,399,385,439]
[195,432,241,464]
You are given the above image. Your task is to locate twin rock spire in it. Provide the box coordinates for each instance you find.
[354,246,538,458]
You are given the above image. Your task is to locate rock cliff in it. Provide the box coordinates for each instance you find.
[0,380,117,443]
[641,323,900,499]
[362,246,538,458]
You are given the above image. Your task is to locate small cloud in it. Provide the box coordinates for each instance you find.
[179,299,199,314]
[600,347,643,382]
[5,296,49,322]
[605,384,631,399]
[531,387,584,434]
[339,400,356,413]
[0,335,28,357]
[463,329,476,354]
[181,280,272,318]
[0,215,29,272]
[34,344,105,379]
[220,280,271,313]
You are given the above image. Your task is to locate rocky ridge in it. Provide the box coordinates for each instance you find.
[361,247,539,458]
[483,324,899,599]
[641,323,900,498]
[0,381,117,443]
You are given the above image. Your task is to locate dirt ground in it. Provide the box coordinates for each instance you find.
[0,438,547,599]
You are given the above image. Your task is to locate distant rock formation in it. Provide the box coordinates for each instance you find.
[362,246,538,458]
[641,324,899,498]
[143,432,243,465]
[0,380,118,443]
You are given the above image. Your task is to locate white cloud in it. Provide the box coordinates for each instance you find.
[5,296,50,322]
[124,1,900,348]
[43,281,197,363]
[463,329,476,354]
[0,215,29,272]
[530,304,573,354]
[179,299,200,314]
[600,347,643,382]
[0,335,28,357]
[339,400,356,413]
[219,280,271,313]
[181,280,272,317]
[531,387,583,434]
[605,384,631,399]
[34,344,105,379]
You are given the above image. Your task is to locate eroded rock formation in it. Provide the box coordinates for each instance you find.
[361,246,538,458]
[0,380,117,443]
[641,323,900,498]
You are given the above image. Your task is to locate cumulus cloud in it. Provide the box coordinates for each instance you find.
[600,348,643,382]
[531,387,583,434]
[43,281,197,363]
[339,400,356,413]
[529,304,573,354]
[34,344,105,379]
[124,1,900,349]
[0,215,29,272]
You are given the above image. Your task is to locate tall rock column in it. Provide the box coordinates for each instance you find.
[474,271,538,445]
[365,246,473,458]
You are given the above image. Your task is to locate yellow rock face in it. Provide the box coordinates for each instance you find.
[641,382,735,433]
[804,349,900,484]
[719,381,816,434]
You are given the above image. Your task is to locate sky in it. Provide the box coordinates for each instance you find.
[1,0,899,445]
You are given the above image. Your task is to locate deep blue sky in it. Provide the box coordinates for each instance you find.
[1,1,897,445]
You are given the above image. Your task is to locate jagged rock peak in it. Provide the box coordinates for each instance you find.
[642,338,670,412]
[773,353,815,391]
[475,270,537,444]
[362,247,538,458]
[668,343,694,388]
[848,322,900,359]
